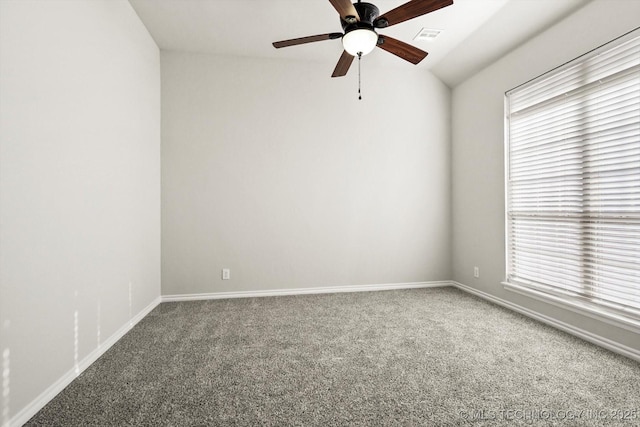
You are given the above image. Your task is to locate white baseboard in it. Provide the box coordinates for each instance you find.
[162,281,452,302]
[451,281,640,362]
[9,296,161,427]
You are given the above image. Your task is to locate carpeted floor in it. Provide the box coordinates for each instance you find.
[27,287,640,426]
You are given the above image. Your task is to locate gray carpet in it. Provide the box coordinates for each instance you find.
[27,287,640,426]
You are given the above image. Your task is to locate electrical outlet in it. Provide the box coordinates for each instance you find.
[473,267,479,278]
[222,269,230,280]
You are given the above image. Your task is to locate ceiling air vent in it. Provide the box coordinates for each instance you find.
[413,28,442,42]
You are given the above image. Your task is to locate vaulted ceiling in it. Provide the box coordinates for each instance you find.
[128,0,590,87]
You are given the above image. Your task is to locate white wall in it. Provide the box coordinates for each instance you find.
[451,0,640,351]
[0,1,161,424]
[161,52,451,296]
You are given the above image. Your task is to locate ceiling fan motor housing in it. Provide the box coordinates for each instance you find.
[340,2,379,32]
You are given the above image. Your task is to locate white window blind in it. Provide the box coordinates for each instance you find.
[505,29,640,325]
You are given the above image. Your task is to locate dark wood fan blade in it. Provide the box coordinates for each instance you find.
[328,0,360,20]
[377,35,428,64]
[273,33,343,48]
[375,0,453,28]
[331,50,354,77]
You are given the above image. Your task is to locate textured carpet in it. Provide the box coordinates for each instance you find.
[27,287,640,426]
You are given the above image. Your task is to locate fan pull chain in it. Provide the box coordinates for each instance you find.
[358,52,362,100]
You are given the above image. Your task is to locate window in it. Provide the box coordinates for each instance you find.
[505,29,640,329]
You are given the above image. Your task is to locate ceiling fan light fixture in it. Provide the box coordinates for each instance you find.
[342,28,378,56]
[272,0,454,78]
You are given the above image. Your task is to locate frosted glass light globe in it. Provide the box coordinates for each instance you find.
[342,29,378,56]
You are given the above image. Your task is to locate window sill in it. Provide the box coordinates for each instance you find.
[502,281,640,334]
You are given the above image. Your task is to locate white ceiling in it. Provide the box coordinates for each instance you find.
[128,0,591,87]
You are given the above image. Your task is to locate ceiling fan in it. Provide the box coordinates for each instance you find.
[272,0,454,78]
